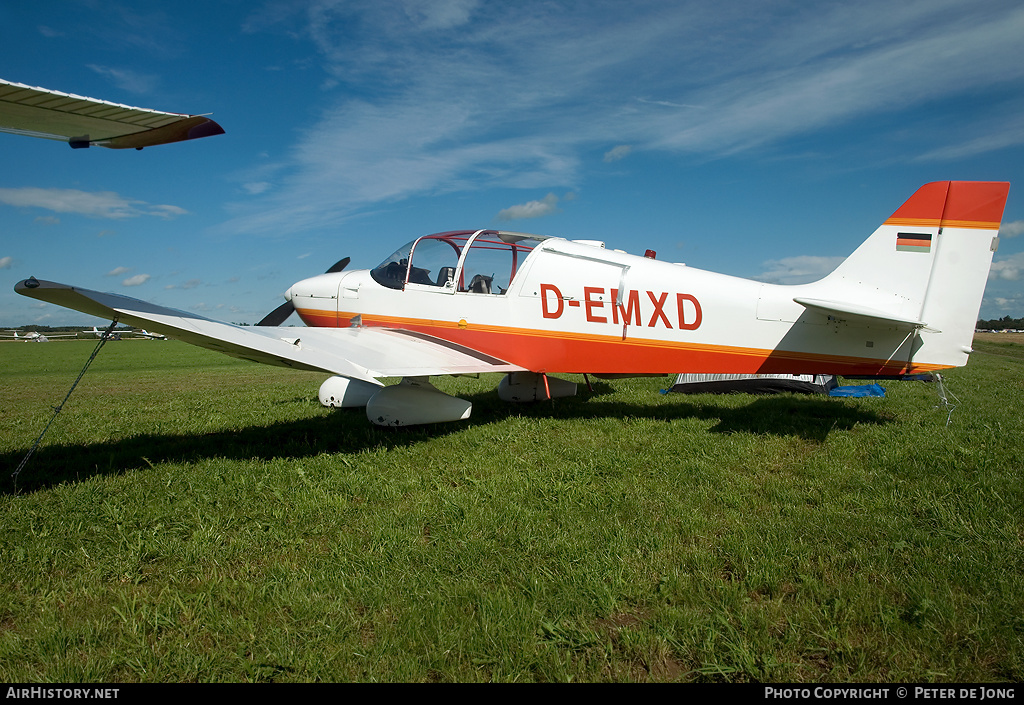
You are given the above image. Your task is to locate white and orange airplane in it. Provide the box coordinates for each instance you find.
[15,180,1010,426]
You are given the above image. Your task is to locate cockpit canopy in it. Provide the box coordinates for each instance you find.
[370,230,547,294]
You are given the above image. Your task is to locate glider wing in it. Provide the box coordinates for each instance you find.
[0,78,224,149]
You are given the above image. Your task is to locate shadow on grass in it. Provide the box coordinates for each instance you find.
[482,390,892,441]
[2,389,891,494]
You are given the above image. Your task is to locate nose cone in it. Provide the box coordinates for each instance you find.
[287,272,340,300]
[285,272,356,328]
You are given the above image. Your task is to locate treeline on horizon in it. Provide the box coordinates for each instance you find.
[976,316,1024,331]
[2,325,133,333]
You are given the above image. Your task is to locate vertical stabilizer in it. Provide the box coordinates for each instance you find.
[817,181,1009,370]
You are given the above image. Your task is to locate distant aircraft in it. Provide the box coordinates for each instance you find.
[86,325,166,340]
[0,78,224,150]
[16,181,1011,426]
[84,326,122,341]
[2,330,77,342]
[134,329,168,340]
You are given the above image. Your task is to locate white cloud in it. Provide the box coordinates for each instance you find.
[122,274,151,287]
[603,145,632,162]
[916,120,1024,162]
[645,4,1024,156]
[990,252,1024,281]
[149,205,189,219]
[757,255,846,285]
[86,64,159,94]
[243,182,272,195]
[0,188,188,220]
[0,256,12,269]
[1000,220,1024,238]
[497,193,560,221]
[163,279,202,290]
[992,296,1022,310]
[191,302,226,313]
[226,2,1024,234]
[402,0,479,30]
[105,266,132,277]
[222,97,580,234]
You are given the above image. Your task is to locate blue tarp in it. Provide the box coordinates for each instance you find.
[829,384,886,397]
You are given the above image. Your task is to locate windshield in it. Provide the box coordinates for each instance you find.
[369,240,414,290]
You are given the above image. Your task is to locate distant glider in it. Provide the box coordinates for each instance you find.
[85,325,166,340]
[2,330,77,342]
[0,78,224,149]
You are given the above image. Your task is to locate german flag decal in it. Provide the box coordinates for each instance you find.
[896,232,932,253]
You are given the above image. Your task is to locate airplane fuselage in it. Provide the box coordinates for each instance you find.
[288,233,937,377]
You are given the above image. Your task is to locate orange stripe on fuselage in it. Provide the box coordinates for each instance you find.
[294,307,947,376]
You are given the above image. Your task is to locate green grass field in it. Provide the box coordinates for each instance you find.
[0,335,1021,682]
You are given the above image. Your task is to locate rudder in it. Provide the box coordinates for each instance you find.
[916,181,1009,367]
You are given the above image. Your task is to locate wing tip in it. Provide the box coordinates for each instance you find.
[102,116,225,149]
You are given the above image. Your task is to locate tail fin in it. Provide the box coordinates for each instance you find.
[807,181,1009,370]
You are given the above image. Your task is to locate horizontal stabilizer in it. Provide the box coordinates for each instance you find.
[15,279,524,381]
[793,297,933,330]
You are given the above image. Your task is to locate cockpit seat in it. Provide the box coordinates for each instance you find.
[437,266,456,286]
[468,274,493,294]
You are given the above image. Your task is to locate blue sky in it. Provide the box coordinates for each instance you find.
[2,0,1023,327]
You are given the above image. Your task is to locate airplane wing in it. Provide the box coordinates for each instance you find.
[0,78,224,149]
[15,279,525,381]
